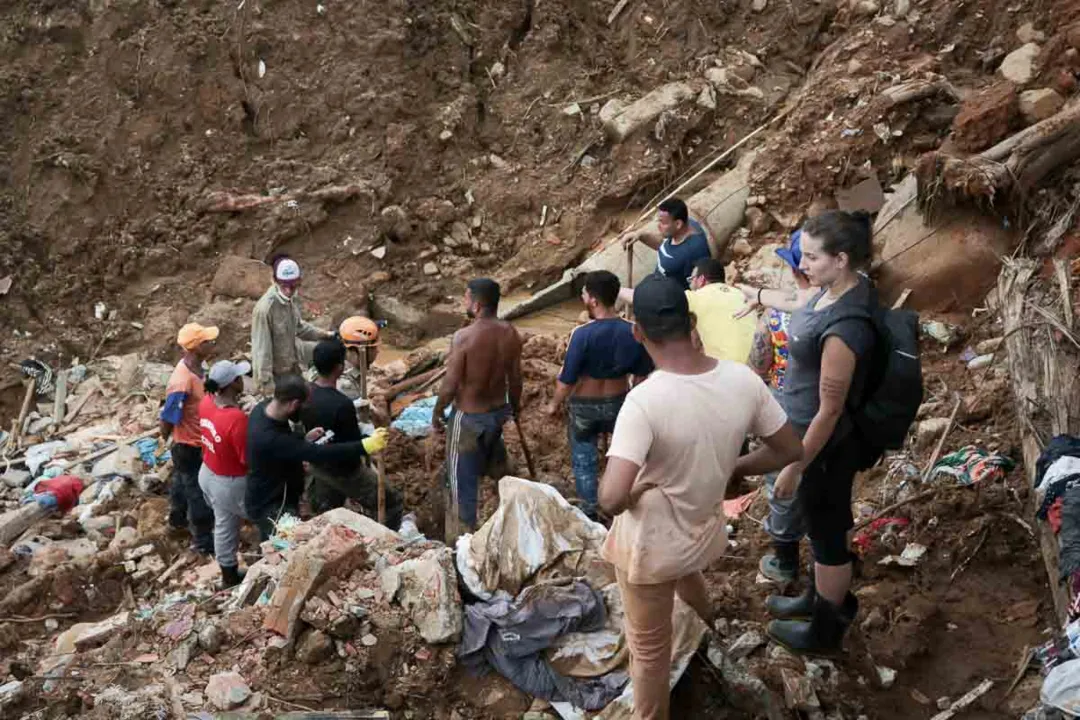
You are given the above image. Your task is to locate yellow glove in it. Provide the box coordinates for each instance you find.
[362,427,390,455]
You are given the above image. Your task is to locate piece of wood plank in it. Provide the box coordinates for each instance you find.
[13,378,36,448]
[52,370,68,422]
[63,379,102,424]
[929,679,993,720]
[607,0,632,25]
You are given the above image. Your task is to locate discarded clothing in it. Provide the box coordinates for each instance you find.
[1061,486,1080,579]
[1039,463,1080,522]
[30,475,85,513]
[459,580,627,710]
[930,445,1015,487]
[1039,457,1080,495]
[135,437,169,466]
[1043,657,1080,715]
[390,396,444,438]
[1038,436,1080,486]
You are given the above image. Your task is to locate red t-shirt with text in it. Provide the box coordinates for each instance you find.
[198,396,249,477]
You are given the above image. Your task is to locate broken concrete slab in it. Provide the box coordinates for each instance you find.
[52,611,130,656]
[602,82,696,142]
[211,256,271,300]
[380,546,463,643]
[1019,87,1065,123]
[263,524,368,640]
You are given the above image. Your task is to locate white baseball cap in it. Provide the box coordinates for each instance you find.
[208,360,251,387]
[275,258,301,282]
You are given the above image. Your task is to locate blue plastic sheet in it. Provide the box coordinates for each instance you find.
[391,396,451,438]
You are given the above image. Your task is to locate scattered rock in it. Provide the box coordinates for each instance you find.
[852,0,880,18]
[877,666,898,689]
[490,61,505,78]
[602,82,695,142]
[860,607,887,632]
[206,671,252,711]
[361,633,378,647]
[1019,88,1064,123]
[999,43,1041,85]
[296,629,334,664]
[371,245,387,260]
[894,0,910,16]
[936,696,951,710]
[781,667,821,711]
[727,630,767,661]
[198,623,224,655]
[975,336,1004,354]
[914,417,950,449]
[751,0,767,11]
[380,546,464,643]
[1017,22,1045,44]
[52,611,129,656]
[697,85,717,110]
[562,103,582,116]
[1,469,30,488]
[745,207,772,235]
[210,256,269,300]
[423,262,440,276]
[378,205,411,241]
[731,236,754,258]
[488,153,510,170]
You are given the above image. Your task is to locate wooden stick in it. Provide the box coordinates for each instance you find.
[929,679,993,720]
[52,370,68,422]
[1004,645,1032,699]
[514,417,537,479]
[63,379,102,424]
[14,378,36,448]
[376,455,387,525]
[607,0,632,25]
[851,489,939,533]
[920,393,962,484]
[384,366,446,399]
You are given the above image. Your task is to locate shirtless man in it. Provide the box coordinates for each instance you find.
[433,278,524,541]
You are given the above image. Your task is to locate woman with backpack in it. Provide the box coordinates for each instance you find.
[758,210,885,654]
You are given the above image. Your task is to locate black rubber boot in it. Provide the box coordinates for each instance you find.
[219,564,246,590]
[767,592,858,656]
[765,564,816,619]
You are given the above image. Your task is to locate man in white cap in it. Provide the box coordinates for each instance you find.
[251,255,334,392]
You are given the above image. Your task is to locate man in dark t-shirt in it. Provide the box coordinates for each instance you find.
[620,197,712,290]
[547,271,654,518]
[300,340,403,529]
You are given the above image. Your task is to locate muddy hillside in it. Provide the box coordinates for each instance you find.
[3,0,1080,718]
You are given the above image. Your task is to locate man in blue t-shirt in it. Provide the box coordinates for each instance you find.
[621,197,713,290]
[547,271,654,518]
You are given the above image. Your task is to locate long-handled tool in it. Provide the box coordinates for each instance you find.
[514,416,537,479]
[358,346,387,525]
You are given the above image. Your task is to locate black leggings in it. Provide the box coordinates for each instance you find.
[797,432,880,566]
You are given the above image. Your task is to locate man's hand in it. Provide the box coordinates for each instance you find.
[431,412,446,434]
[546,401,561,418]
[362,427,390,455]
[628,480,657,508]
[620,229,639,249]
[305,427,326,443]
[773,464,800,500]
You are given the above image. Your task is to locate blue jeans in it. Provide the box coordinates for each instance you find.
[763,388,805,545]
[567,395,625,517]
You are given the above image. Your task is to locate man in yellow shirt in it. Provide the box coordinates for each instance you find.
[686,258,757,363]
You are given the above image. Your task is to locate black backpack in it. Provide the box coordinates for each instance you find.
[848,304,924,450]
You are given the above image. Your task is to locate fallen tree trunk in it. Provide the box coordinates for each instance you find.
[997,258,1080,627]
[916,101,1080,213]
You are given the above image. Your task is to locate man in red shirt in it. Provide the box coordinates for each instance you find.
[199,360,251,588]
[161,323,217,554]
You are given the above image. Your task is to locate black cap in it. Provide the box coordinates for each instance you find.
[633,274,691,339]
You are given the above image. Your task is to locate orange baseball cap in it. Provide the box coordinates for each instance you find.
[177,323,220,351]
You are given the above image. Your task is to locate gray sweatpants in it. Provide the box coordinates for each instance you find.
[198,465,248,569]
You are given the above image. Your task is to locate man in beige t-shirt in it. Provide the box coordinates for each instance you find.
[599,275,802,720]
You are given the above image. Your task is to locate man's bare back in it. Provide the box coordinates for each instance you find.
[435,318,523,421]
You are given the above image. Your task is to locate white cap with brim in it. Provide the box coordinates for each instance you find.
[275,259,301,282]
[208,360,252,387]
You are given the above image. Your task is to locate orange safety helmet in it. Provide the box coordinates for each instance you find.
[339,316,380,347]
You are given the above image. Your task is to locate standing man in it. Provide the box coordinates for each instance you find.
[598,275,802,720]
[161,323,218,554]
[246,374,388,540]
[432,278,523,542]
[251,255,335,393]
[748,230,814,585]
[301,339,403,528]
[620,198,713,290]
[684,258,758,363]
[547,271,653,519]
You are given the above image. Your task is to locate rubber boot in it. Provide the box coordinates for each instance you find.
[767,592,858,656]
[759,541,800,584]
[765,564,816,620]
[219,564,246,590]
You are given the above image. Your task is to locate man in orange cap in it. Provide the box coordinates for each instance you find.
[161,323,218,554]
